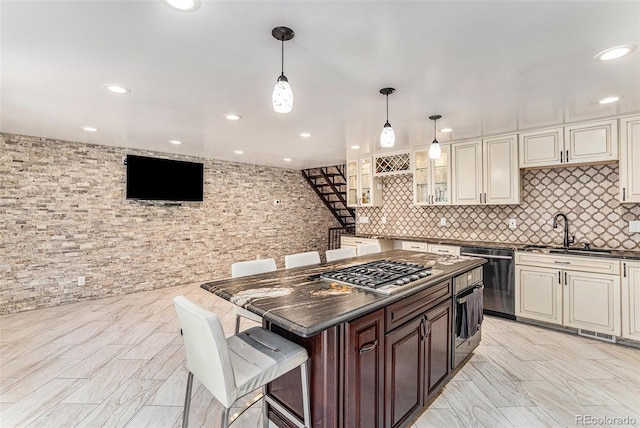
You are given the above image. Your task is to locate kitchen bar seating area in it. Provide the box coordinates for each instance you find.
[1,281,639,428]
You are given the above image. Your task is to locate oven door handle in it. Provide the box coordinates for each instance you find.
[461,252,513,260]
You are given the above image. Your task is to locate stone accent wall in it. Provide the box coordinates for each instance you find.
[1,133,341,314]
[358,165,640,250]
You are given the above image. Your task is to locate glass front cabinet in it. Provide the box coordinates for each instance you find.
[347,157,382,207]
[413,145,451,206]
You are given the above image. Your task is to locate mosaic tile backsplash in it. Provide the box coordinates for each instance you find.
[358,165,640,250]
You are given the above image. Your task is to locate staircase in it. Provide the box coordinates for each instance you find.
[302,165,355,228]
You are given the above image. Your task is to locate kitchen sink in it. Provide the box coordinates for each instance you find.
[522,245,612,255]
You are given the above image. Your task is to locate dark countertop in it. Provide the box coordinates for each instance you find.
[201,250,485,338]
[355,234,640,260]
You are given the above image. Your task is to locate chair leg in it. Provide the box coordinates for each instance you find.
[300,362,311,428]
[182,371,194,428]
[220,406,230,428]
[262,385,269,428]
[234,315,241,334]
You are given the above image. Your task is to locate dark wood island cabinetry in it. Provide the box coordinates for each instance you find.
[201,250,484,428]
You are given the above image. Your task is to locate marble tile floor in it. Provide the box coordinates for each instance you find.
[1,283,639,428]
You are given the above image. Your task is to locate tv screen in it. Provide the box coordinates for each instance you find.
[126,155,204,201]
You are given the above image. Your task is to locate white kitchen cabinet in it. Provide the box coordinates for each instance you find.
[622,261,640,341]
[515,265,563,325]
[519,120,617,168]
[401,241,428,252]
[451,135,520,205]
[413,145,451,206]
[515,252,621,336]
[563,271,620,336]
[346,157,382,207]
[428,244,460,256]
[518,127,564,168]
[619,115,640,203]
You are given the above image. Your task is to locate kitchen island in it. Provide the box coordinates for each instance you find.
[201,250,485,428]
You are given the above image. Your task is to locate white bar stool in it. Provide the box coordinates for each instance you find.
[325,247,356,262]
[173,296,311,428]
[284,251,321,269]
[356,242,382,256]
[230,258,277,333]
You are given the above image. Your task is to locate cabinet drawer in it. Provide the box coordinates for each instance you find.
[385,280,451,332]
[515,252,620,275]
[402,241,428,252]
[428,244,460,256]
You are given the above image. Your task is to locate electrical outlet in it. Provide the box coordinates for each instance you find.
[509,219,517,229]
[630,221,640,233]
[440,217,446,226]
[359,216,369,224]
[381,216,387,224]
[78,276,85,286]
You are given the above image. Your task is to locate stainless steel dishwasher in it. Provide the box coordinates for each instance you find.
[460,246,515,319]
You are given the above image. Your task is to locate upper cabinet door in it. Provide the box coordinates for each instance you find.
[413,150,431,205]
[519,127,563,168]
[619,115,640,203]
[564,119,618,165]
[452,140,482,205]
[346,159,358,207]
[413,146,451,206]
[483,134,520,205]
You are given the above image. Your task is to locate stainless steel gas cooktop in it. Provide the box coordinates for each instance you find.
[318,260,442,295]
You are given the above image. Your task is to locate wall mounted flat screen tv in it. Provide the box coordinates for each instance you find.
[126,155,204,201]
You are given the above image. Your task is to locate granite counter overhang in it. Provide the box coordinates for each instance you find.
[355,234,640,259]
[201,250,486,338]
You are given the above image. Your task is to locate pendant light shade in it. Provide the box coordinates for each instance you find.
[272,27,295,113]
[380,88,396,148]
[429,115,442,159]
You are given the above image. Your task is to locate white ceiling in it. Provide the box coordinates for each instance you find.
[2,1,639,169]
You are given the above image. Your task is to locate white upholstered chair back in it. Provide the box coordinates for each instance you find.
[173,296,237,408]
[326,247,356,262]
[357,242,382,256]
[231,258,277,278]
[284,251,321,269]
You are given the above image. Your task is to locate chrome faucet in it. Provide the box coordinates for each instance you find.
[553,213,575,248]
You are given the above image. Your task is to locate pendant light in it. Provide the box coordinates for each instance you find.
[429,115,442,159]
[379,88,396,148]
[272,26,295,113]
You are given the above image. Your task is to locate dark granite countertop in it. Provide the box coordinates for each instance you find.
[355,234,640,260]
[201,250,485,338]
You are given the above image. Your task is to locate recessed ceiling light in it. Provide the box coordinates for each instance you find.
[162,0,201,12]
[599,96,620,104]
[82,126,98,132]
[299,132,312,138]
[104,84,131,94]
[594,45,636,61]
[169,140,182,145]
[234,150,244,154]
[283,158,292,162]
[440,128,453,133]
[350,145,360,149]
[225,114,242,121]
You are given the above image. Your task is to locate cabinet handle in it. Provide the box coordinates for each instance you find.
[624,263,627,278]
[566,150,569,162]
[560,151,563,163]
[558,271,561,284]
[424,319,432,339]
[484,193,487,204]
[564,272,567,285]
[554,261,571,265]
[359,340,378,354]
[623,188,626,202]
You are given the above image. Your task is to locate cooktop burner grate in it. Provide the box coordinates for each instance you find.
[319,260,435,294]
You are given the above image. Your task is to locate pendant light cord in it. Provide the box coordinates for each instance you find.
[281,39,284,77]
[386,94,389,123]
[433,118,437,141]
